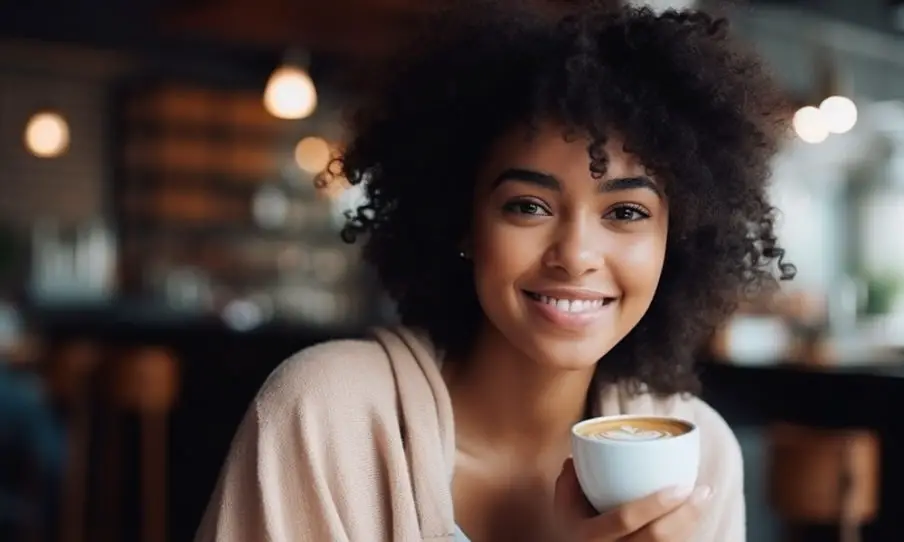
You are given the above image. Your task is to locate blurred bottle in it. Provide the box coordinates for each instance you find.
[30,219,117,305]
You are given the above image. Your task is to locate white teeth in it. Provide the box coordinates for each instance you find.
[537,295,606,313]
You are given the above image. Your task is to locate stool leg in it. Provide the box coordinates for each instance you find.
[141,411,168,542]
[93,407,122,542]
[839,439,861,542]
[49,341,102,542]
[60,399,90,542]
[111,347,178,542]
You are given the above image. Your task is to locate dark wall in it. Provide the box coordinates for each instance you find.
[752,0,904,35]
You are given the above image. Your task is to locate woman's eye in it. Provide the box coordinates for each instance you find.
[504,200,550,216]
[606,205,650,221]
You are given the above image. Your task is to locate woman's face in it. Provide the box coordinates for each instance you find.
[471,123,668,370]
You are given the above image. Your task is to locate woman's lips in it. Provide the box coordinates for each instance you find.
[523,290,617,328]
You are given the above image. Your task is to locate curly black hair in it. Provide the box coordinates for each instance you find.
[337,0,796,396]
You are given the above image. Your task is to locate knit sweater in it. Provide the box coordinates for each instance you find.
[196,327,745,541]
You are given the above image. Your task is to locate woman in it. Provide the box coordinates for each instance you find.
[197,2,795,541]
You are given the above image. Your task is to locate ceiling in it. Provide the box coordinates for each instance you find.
[0,0,434,57]
[4,0,902,57]
[160,0,432,55]
[4,0,902,69]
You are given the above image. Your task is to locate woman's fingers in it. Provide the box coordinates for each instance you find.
[554,458,597,523]
[620,486,712,542]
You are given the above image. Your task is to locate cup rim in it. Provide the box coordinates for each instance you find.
[571,414,698,445]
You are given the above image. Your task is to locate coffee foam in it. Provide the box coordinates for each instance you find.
[577,417,691,442]
[589,424,675,441]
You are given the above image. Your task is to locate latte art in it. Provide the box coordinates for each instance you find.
[592,424,675,441]
[575,416,692,443]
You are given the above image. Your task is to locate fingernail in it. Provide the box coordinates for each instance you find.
[665,486,694,501]
[691,485,713,504]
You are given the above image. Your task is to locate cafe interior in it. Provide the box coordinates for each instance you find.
[1,0,904,540]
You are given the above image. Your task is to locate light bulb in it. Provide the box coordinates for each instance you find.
[792,106,829,144]
[263,66,317,120]
[24,112,70,158]
[294,136,331,174]
[819,96,857,134]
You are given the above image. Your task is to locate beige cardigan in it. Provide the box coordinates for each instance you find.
[196,327,745,541]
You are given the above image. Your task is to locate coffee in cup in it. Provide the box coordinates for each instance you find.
[571,414,700,512]
[574,417,692,442]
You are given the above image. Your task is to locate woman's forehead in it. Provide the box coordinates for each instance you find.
[484,123,650,181]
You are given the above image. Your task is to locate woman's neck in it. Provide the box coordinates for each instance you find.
[444,324,595,458]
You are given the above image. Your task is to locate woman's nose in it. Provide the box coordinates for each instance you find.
[543,218,604,278]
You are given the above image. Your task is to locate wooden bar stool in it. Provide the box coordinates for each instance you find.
[105,347,180,542]
[46,340,103,542]
[767,423,880,542]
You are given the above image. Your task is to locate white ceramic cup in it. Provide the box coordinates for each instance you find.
[571,414,700,512]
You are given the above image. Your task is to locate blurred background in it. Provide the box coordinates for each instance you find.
[0,0,903,541]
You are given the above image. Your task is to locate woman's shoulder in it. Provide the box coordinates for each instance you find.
[254,338,400,424]
[685,397,743,474]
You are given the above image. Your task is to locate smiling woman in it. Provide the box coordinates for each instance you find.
[197,2,795,542]
[339,3,795,396]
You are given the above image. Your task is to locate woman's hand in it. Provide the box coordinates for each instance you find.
[554,458,712,541]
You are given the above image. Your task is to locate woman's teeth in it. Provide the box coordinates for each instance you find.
[533,294,606,313]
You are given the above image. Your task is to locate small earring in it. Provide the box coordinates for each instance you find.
[458,251,467,259]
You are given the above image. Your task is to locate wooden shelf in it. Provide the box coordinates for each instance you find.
[114,81,371,327]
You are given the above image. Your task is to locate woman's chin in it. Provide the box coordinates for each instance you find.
[546,358,601,372]
[521,341,611,373]
[483,320,618,372]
